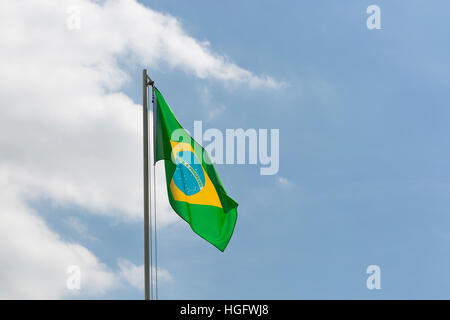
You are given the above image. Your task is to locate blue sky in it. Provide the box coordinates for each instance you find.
[118,0,450,299]
[2,0,450,299]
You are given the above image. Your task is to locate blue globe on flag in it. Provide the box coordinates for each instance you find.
[172,150,205,196]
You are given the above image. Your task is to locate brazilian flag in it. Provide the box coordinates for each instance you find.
[153,88,238,251]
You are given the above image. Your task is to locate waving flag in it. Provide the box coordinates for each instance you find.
[153,88,238,251]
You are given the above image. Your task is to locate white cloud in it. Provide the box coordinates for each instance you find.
[0,0,279,298]
[207,105,226,122]
[118,259,172,291]
[198,86,226,122]
[0,180,117,299]
[66,216,98,242]
[277,176,294,188]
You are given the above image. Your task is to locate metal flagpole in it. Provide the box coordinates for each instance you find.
[142,69,153,300]
[143,69,158,300]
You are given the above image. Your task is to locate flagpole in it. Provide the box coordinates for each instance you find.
[142,69,152,300]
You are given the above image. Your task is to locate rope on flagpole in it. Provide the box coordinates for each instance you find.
[152,86,159,300]
[148,82,154,301]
